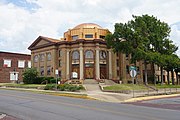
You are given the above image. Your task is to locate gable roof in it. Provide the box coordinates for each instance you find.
[28,36,60,50]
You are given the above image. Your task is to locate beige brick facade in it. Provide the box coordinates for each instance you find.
[29,23,174,84]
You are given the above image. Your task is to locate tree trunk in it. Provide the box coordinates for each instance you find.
[160,66,163,84]
[152,64,156,85]
[144,60,148,85]
[167,70,170,85]
[175,71,179,85]
[171,70,175,85]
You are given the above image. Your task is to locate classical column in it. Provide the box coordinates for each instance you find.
[44,53,47,76]
[79,47,84,80]
[108,50,112,79]
[66,50,70,80]
[52,48,57,77]
[96,45,100,80]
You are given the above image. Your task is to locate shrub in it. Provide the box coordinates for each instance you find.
[57,84,84,92]
[50,78,56,83]
[44,84,56,90]
[23,68,38,84]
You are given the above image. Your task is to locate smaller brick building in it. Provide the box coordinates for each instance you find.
[0,51,31,83]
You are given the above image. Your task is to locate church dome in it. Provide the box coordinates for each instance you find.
[74,23,102,29]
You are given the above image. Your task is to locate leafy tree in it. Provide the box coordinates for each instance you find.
[105,14,175,84]
[23,68,38,84]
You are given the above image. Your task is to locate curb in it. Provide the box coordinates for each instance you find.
[0,87,95,100]
[123,93,180,103]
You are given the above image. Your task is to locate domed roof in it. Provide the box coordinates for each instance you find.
[74,23,102,29]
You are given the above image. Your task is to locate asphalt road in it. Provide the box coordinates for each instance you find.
[0,89,179,120]
[129,96,180,111]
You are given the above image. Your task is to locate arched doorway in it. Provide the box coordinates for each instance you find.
[100,50,107,79]
[71,51,80,79]
[84,50,94,79]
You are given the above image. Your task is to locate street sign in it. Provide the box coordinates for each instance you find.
[129,66,136,70]
[130,69,137,78]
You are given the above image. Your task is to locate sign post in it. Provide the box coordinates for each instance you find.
[129,66,137,83]
[129,66,137,98]
[55,69,59,91]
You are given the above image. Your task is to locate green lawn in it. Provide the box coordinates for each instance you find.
[0,83,46,89]
[154,84,180,89]
[103,84,148,91]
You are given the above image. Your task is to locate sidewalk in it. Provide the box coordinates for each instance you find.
[82,84,180,103]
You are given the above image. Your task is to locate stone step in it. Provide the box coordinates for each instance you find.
[83,79,98,84]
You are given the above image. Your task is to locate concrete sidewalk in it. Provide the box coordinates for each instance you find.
[83,84,132,102]
[83,84,180,103]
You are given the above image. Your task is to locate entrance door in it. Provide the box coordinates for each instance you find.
[85,63,94,79]
[100,64,107,79]
[72,64,79,79]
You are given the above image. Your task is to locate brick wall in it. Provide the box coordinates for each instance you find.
[0,52,31,83]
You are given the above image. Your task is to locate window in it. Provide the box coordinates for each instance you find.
[137,66,140,74]
[59,50,63,57]
[18,60,25,68]
[116,59,119,67]
[116,53,119,57]
[117,70,120,76]
[3,59,11,67]
[39,54,45,62]
[100,35,105,39]
[34,55,38,62]
[126,54,129,60]
[59,60,62,67]
[85,50,93,59]
[40,66,44,76]
[72,51,79,60]
[47,66,51,75]
[85,34,93,38]
[126,65,129,74]
[72,35,78,40]
[28,61,31,68]
[59,71,61,77]
[47,53,51,61]
[100,51,106,59]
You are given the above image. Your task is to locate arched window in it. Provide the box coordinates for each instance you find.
[85,50,93,59]
[100,50,106,59]
[34,55,38,62]
[72,51,79,60]
[47,53,51,61]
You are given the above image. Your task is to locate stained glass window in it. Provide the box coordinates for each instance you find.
[85,50,93,59]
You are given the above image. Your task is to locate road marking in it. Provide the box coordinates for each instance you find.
[0,92,163,120]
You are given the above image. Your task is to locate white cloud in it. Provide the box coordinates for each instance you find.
[170,23,180,56]
[0,0,180,56]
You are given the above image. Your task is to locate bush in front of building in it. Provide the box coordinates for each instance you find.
[44,84,85,92]
[44,84,56,90]
[23,68,38,84]
[57,84,84,92]
[37,77,54,84]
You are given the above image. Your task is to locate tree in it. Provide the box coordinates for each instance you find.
[23,68,38,84]
[105,14,174,84]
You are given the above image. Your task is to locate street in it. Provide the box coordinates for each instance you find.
[0,89,179,120]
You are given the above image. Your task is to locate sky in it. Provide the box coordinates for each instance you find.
[0,0,180,56]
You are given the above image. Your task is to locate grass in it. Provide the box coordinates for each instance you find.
[154,84,180,89]
[103,84,148,91]
[0,83,46,89]
[0,83,94,100]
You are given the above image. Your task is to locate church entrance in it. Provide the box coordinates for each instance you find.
[100,64,107,79]
[85,63,94,79]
